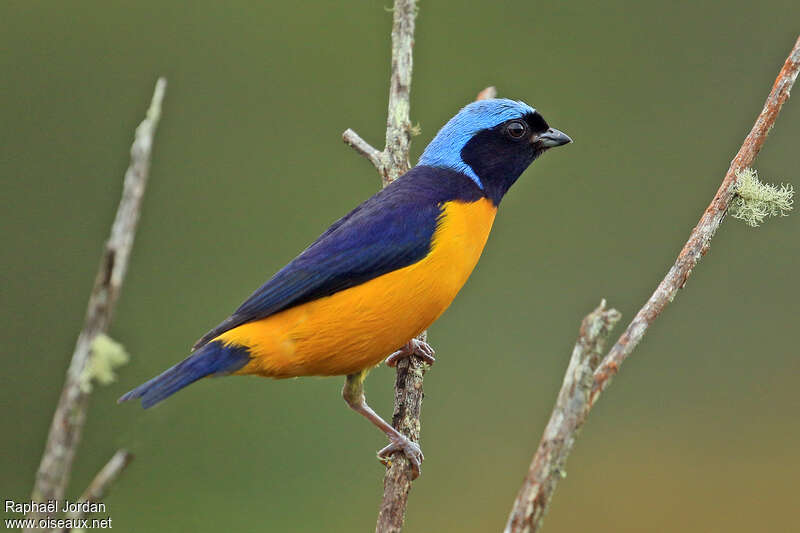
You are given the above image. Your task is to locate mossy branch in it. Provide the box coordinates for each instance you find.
[505,35,800,533]
[25,78,165,530]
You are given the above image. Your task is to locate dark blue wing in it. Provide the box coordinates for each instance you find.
[193,166,483,350]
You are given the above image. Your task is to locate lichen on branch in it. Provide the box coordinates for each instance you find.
[730,167,794,227]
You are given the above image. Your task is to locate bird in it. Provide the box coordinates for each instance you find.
[119,98,571,478]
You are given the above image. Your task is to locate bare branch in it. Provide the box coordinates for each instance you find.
[506,35,800,533]
[62,450,134,530]
[26,78,166,528]
[504,302,620,532]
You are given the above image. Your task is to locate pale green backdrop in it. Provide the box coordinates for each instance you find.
[2,1,799,532]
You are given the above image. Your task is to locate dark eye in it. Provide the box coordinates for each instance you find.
[505,120,527,139]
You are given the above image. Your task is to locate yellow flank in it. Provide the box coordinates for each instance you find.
[218,198,497,378]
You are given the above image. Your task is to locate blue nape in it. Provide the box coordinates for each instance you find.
[418,99,535,188]
[118,341,250,408]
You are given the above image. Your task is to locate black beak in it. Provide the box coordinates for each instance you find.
[538,127,572,148]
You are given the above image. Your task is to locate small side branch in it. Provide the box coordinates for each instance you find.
[63,450,134,530]
[476,86,498,101]
[506,35,800,533]
[26,78,166,527]
[342,128,383,169]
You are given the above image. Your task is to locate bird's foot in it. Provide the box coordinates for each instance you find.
[385,338,435,368]
[377,433,424,479]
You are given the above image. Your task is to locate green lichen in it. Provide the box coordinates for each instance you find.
[80,334,129,393]
[730,168,793,227]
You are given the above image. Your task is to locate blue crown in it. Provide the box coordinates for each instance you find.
[418,99,535,188]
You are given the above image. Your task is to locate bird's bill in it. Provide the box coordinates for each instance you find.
[537,128,572,148]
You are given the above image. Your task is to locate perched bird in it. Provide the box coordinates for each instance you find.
[119,98,571,477]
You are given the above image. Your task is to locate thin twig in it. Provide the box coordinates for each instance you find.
[476,86,498,101]
[505,35,800,533]
[26,78,166,529]
[62,450,134,530]
[342,128,383,169]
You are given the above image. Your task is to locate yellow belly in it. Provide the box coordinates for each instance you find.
[218,198,497,377]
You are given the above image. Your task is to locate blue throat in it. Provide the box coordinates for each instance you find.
[418,99,536,189]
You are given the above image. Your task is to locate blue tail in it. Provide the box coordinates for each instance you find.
[118,341,250,408]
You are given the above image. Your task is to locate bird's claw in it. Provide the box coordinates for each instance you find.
[377,434,424,479]
[385,338,436,368]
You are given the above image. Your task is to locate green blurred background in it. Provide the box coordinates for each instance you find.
[2,1,798,531]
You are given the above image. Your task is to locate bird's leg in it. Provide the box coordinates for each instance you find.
[384,338,435,368]
[342,370,424,479]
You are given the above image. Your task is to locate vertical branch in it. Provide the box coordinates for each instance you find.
[506,35,800,533]
[26,78,166,528]
[375,331,425,533]
[374,2,421,531]
[373,84,500,531]
[343,0,416,186]
[342,1,420,531]
[341,2,508,529]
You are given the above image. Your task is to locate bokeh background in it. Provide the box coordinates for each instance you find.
[2,1,799,532]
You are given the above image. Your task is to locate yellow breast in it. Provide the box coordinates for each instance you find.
[220,198,497,378]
